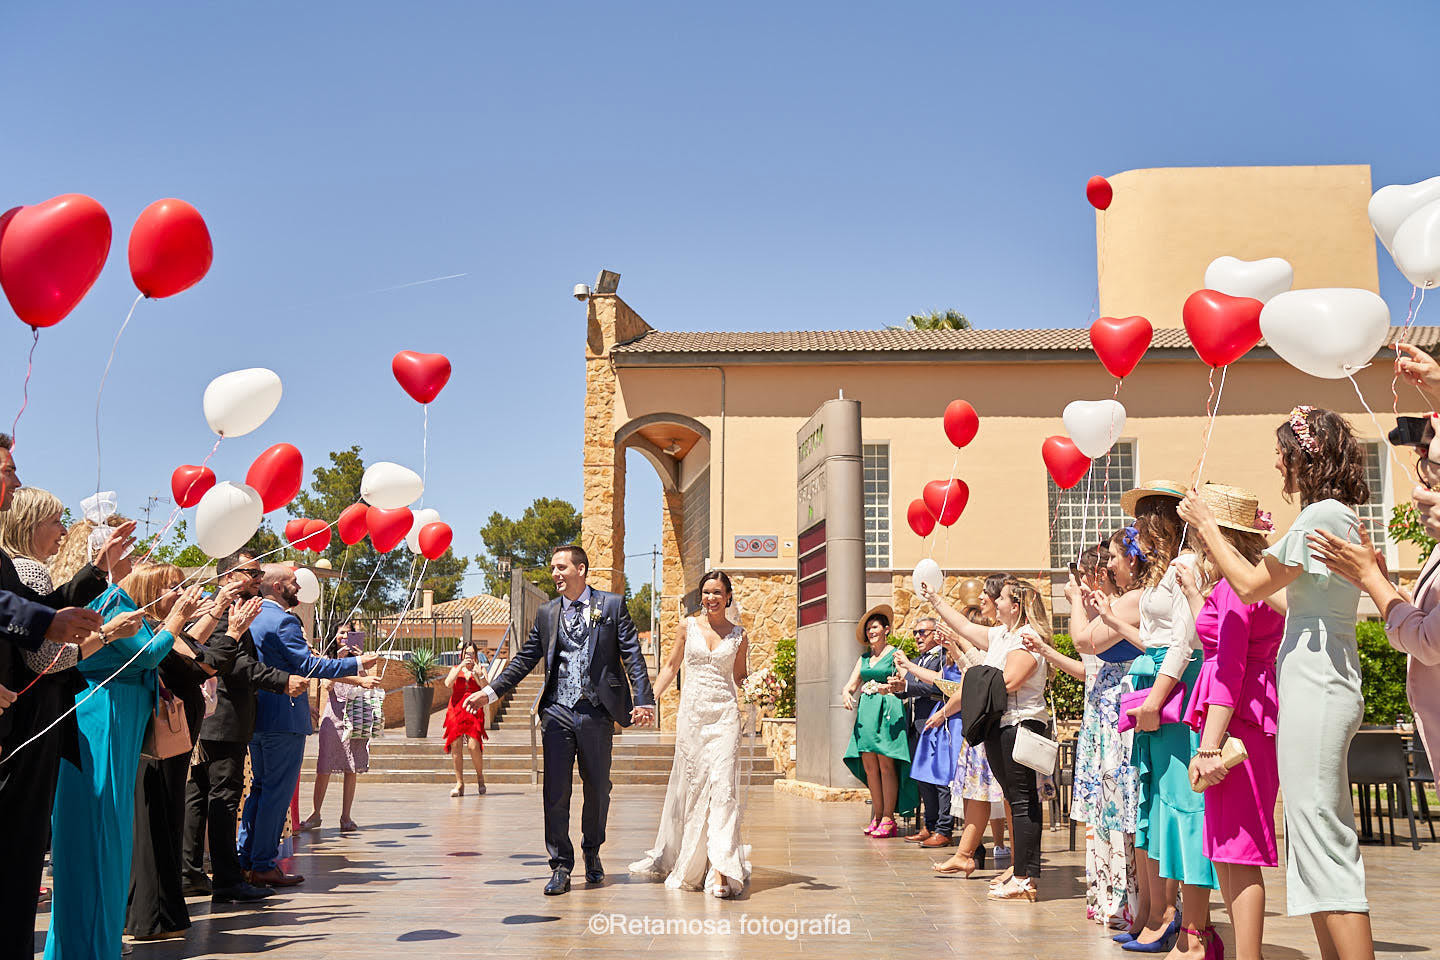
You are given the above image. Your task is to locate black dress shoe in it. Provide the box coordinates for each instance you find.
[212,881,273,903]
[181,872,213,897]
[544,868,571,896]
[584,855,604,884]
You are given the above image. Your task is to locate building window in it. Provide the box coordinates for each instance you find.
[1047,440,1137,568]
[1359,441,1389,554]
[863,443,891,569]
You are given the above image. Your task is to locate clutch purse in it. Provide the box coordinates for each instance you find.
[1116,683,1187,733]
[1188,737,1248,792]
[935,677,962,699]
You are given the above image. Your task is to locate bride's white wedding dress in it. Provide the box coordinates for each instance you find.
[628,617,752,895]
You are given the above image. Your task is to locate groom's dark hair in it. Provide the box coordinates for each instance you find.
[552,544,589,575]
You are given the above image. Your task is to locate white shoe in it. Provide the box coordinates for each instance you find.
[992,844,1011,860]
[450,784,464,798]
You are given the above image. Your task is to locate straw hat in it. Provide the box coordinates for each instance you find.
[1120,479,1189,518]
[1199,482,1272,535]
[857,604,894,645]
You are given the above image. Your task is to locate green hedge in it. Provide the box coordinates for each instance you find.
[1048,633,1086,720]
[1357,620,1412,725]
[773,636,796,719]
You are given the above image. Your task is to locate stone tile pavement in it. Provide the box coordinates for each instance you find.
[37,783,1440,958]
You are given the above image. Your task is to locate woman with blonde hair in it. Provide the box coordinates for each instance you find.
[923,576,1051,901]
[46,563,210,960]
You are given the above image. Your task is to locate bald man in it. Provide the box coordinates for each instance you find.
[237,564,379,886]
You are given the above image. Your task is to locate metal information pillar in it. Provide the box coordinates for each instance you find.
[794,398,864,787]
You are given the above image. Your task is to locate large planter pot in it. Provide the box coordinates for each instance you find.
[403,684,435,738]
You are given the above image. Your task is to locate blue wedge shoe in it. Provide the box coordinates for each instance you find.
[1120,915,1180,953]
[1112,932,1137,944]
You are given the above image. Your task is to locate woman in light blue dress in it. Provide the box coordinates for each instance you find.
[46,564,204,960]
[1180,406,1375,960]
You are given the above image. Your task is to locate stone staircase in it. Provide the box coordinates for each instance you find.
[301,728,783,786]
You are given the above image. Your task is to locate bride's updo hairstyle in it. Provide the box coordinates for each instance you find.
[698,570,734,607]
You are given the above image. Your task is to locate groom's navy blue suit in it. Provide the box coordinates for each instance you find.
[488,585,655,872]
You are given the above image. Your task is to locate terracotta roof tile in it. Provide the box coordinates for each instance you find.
[611,326,1440,357]
[424,594,509,623]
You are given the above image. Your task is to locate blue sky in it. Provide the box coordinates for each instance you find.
[2,1,1435,596]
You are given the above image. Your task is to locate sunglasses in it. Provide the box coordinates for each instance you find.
[913,629,933,637]
[235,568,263,579]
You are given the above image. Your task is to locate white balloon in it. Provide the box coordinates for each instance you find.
[913,558,943,596]
[1062,399,1127,459]
[1203,256,1293,304]
[194,482,264,558]
[294,567,321,605]
[1391,198,1440,290]
[1370,176,1440,254]
[360,462,423,509]
[406,508,441,553]
[202,368,283,438]
[1259,288,1391,379]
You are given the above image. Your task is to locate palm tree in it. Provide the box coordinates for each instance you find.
[891,309,971,331]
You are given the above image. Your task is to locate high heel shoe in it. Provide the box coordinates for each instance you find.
[450,784,464,798]
[1184,925,1224,960]
[863,818,880,835]
[1120,914,1180,953]
[932,845,984,877]
[870,818,898,838]
[987,876,1037,901]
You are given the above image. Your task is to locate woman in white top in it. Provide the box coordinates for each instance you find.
[924,576,1050,902]
[1096,483,1215,957]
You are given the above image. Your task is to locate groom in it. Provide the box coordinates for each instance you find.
[466,544,655,895]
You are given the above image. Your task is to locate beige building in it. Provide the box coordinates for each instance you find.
[578,164,1435,728]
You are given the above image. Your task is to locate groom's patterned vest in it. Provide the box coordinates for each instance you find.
[551,595,597,709]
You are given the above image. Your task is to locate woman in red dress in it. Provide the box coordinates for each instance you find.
[442,640,488,796]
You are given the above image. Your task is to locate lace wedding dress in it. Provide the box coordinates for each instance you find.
[628,617,752,895]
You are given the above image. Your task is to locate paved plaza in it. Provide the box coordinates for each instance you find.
[36,780,1439,959]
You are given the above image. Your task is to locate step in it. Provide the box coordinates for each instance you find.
[301,770,784,786]
[351,741,769,758]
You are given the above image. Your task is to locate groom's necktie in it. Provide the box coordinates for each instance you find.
[554,600,592,709]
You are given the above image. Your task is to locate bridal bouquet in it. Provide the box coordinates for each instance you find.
[739,667,783,709]
[860,679,888,696]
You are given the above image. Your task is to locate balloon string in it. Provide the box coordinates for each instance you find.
[1349,374,1413,486]
[1393,285,1419,416]
[377,558,429,680]
[133,437,224,565]
[10,328,39,444]
[95,293,145,496]
[932,450,960,561]
[1191,365,1228,490]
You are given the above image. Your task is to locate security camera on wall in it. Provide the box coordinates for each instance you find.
[572,283,590,301]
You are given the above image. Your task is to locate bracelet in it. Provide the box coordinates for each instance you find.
[98,629,109,646]
[1194,748,1222,759]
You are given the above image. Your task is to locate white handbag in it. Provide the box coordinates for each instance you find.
[1012,723,1059,775]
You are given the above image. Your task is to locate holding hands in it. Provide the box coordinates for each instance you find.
[631,704,656,726]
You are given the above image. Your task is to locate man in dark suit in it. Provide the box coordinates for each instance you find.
[181,550,312,903]
[466,544,655,895]
[894,617,955,847]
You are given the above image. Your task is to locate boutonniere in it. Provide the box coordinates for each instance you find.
[589,607,603,626]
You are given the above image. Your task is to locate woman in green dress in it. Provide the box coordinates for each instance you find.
[842,604,917,838]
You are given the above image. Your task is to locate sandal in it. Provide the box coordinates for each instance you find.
[870,818,898,838]
[476,782,487,795]
[450,784,464,798]
[339,818,358,833]
[989,866,1014,888]
[297,814,322,832]
[862,818,880,835]
[932,845,987,877]
[988,876,1037,902]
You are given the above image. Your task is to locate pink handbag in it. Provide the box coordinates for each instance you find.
[1117,683,1187,733]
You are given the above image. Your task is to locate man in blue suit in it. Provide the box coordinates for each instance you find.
[238,564,378,886]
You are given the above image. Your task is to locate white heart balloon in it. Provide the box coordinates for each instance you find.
[1062,399,1127,459]
[294,566,321,605]
[202,368,283,438]
[1259,288,1391,379]
[1370,176,1440,254]
[405,508,441,553]
[195,481,264,557]
[1203,256,1294,304]
[1391,198,1440,289]
[360,462,424,509]
[913,558,943,596]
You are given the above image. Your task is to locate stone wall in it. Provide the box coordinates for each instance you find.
[890,568,1058,634]
[761,718,797,779]
[731,572,796,677]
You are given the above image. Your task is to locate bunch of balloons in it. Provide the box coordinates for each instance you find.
[906,399,978,538]
[1371,176,1440,290]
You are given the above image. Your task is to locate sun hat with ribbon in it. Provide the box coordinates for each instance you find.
[1199,482,1274,535]
[1120,479,1188,519]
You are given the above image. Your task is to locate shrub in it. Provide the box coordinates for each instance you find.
[1047,633,1085,720]
[889,632,920,659]
[402,648,439,687]
[1357,620,1412,725]
[773,636,796,719]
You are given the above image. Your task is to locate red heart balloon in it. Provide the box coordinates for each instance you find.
[284,518,309,545]
[943,399,979,449]
[922,479,969,527]
[1183,289,1263,368]
[367,506,413,553]
[245,443,304,513]
[906,499,937,538]
[1086,175,1113,211]
[1042,436,1092,489]
[170,464,216,508]
[392,351,452,404]
[417,521,453,561]
[1089,315,1153,379]
[0,194,112,328]
[298,518,331,553]
[337,502,370,545]
[128,198,213,298]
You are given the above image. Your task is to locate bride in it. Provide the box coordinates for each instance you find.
[628,570,753,898]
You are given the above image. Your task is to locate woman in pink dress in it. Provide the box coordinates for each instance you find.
[1176,483,1286,960]
[442,641,488,796]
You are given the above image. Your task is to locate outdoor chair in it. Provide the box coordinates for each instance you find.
[1348,732,1420,850]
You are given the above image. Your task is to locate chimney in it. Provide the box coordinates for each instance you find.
[422,590,434,618]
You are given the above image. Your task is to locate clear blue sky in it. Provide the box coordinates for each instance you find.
[2,1,1434,596]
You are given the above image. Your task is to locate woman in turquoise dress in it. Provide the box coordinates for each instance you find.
[842,605,917,837]
[46,563,204,960]
[1180,406,1375,960]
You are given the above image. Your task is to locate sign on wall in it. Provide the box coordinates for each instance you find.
[734,535,780,558]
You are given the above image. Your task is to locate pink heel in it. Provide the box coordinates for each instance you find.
[870,818,898,838]
[862,818,879,835]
